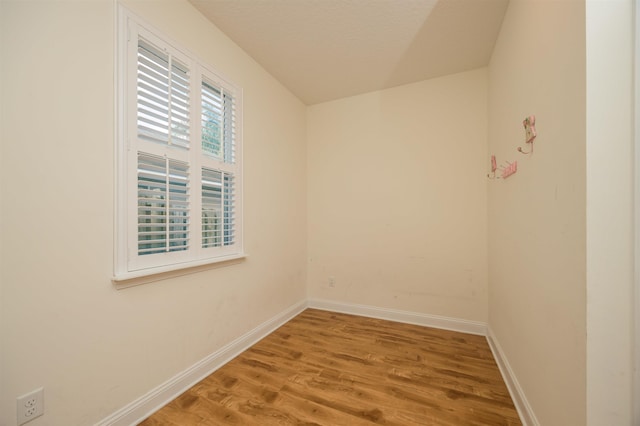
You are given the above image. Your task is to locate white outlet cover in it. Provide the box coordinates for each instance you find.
[17,387,44,425]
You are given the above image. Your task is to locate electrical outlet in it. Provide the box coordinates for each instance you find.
[17,388,44,425]
[328,276,335,287]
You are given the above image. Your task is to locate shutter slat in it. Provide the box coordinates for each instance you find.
[138,81,170,106]
[138,54,169,83]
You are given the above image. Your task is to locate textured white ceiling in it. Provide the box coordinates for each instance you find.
[189,0,509,105]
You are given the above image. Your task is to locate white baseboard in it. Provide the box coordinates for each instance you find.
[308,298,487,336]
[96,299,307,426]
[486,326,539,426]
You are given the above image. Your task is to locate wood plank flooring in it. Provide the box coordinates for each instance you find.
[140,309,521,425]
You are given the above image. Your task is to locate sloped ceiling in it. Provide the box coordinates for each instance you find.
[189,0,509,105]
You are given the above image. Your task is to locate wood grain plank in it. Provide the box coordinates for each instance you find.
[139,309,521,425]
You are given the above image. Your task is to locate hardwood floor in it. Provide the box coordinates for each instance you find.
[140,309,521,425]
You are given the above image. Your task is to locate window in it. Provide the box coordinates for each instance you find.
[115,8,243,281]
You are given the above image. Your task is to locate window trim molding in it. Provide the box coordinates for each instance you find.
[112,253,247,287]
[113,5,244,284]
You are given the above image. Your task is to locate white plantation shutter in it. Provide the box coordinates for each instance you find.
[201,80,223,159]
[137,39,190,149]
[201,78,236,163]
[116,10,243,279]
[202,168,235,248]
[201,168,222,248]
[137,153,190,255]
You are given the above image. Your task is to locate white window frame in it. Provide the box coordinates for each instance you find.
[114,6,244,282]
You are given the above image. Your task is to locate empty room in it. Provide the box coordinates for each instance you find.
[0,0,637,425]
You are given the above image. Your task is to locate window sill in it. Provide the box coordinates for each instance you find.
[112,253,247,289]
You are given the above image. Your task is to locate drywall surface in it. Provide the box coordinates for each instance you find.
[307,69,489,322]
[0,0,306,424]
[488,0,586,424]
[586,0,634,424]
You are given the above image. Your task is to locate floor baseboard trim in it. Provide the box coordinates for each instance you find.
[98,299,537,426]
[308,298,487,336]
[96,299,307,426]
[486,326,539,426]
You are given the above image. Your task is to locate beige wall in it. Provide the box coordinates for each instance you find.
[2,0,637,425]
[307,69,489,322]
[586,0,635,424]
[488,0,587,424]
[0,0,307,424]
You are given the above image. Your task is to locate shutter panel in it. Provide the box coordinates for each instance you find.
[202,78,236,164]
[202,168,222,248]
[138,153,190,255]
[201,80,223,159]
[202,168,235,248]
[137,38,190,149]
[167,159,190,251]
